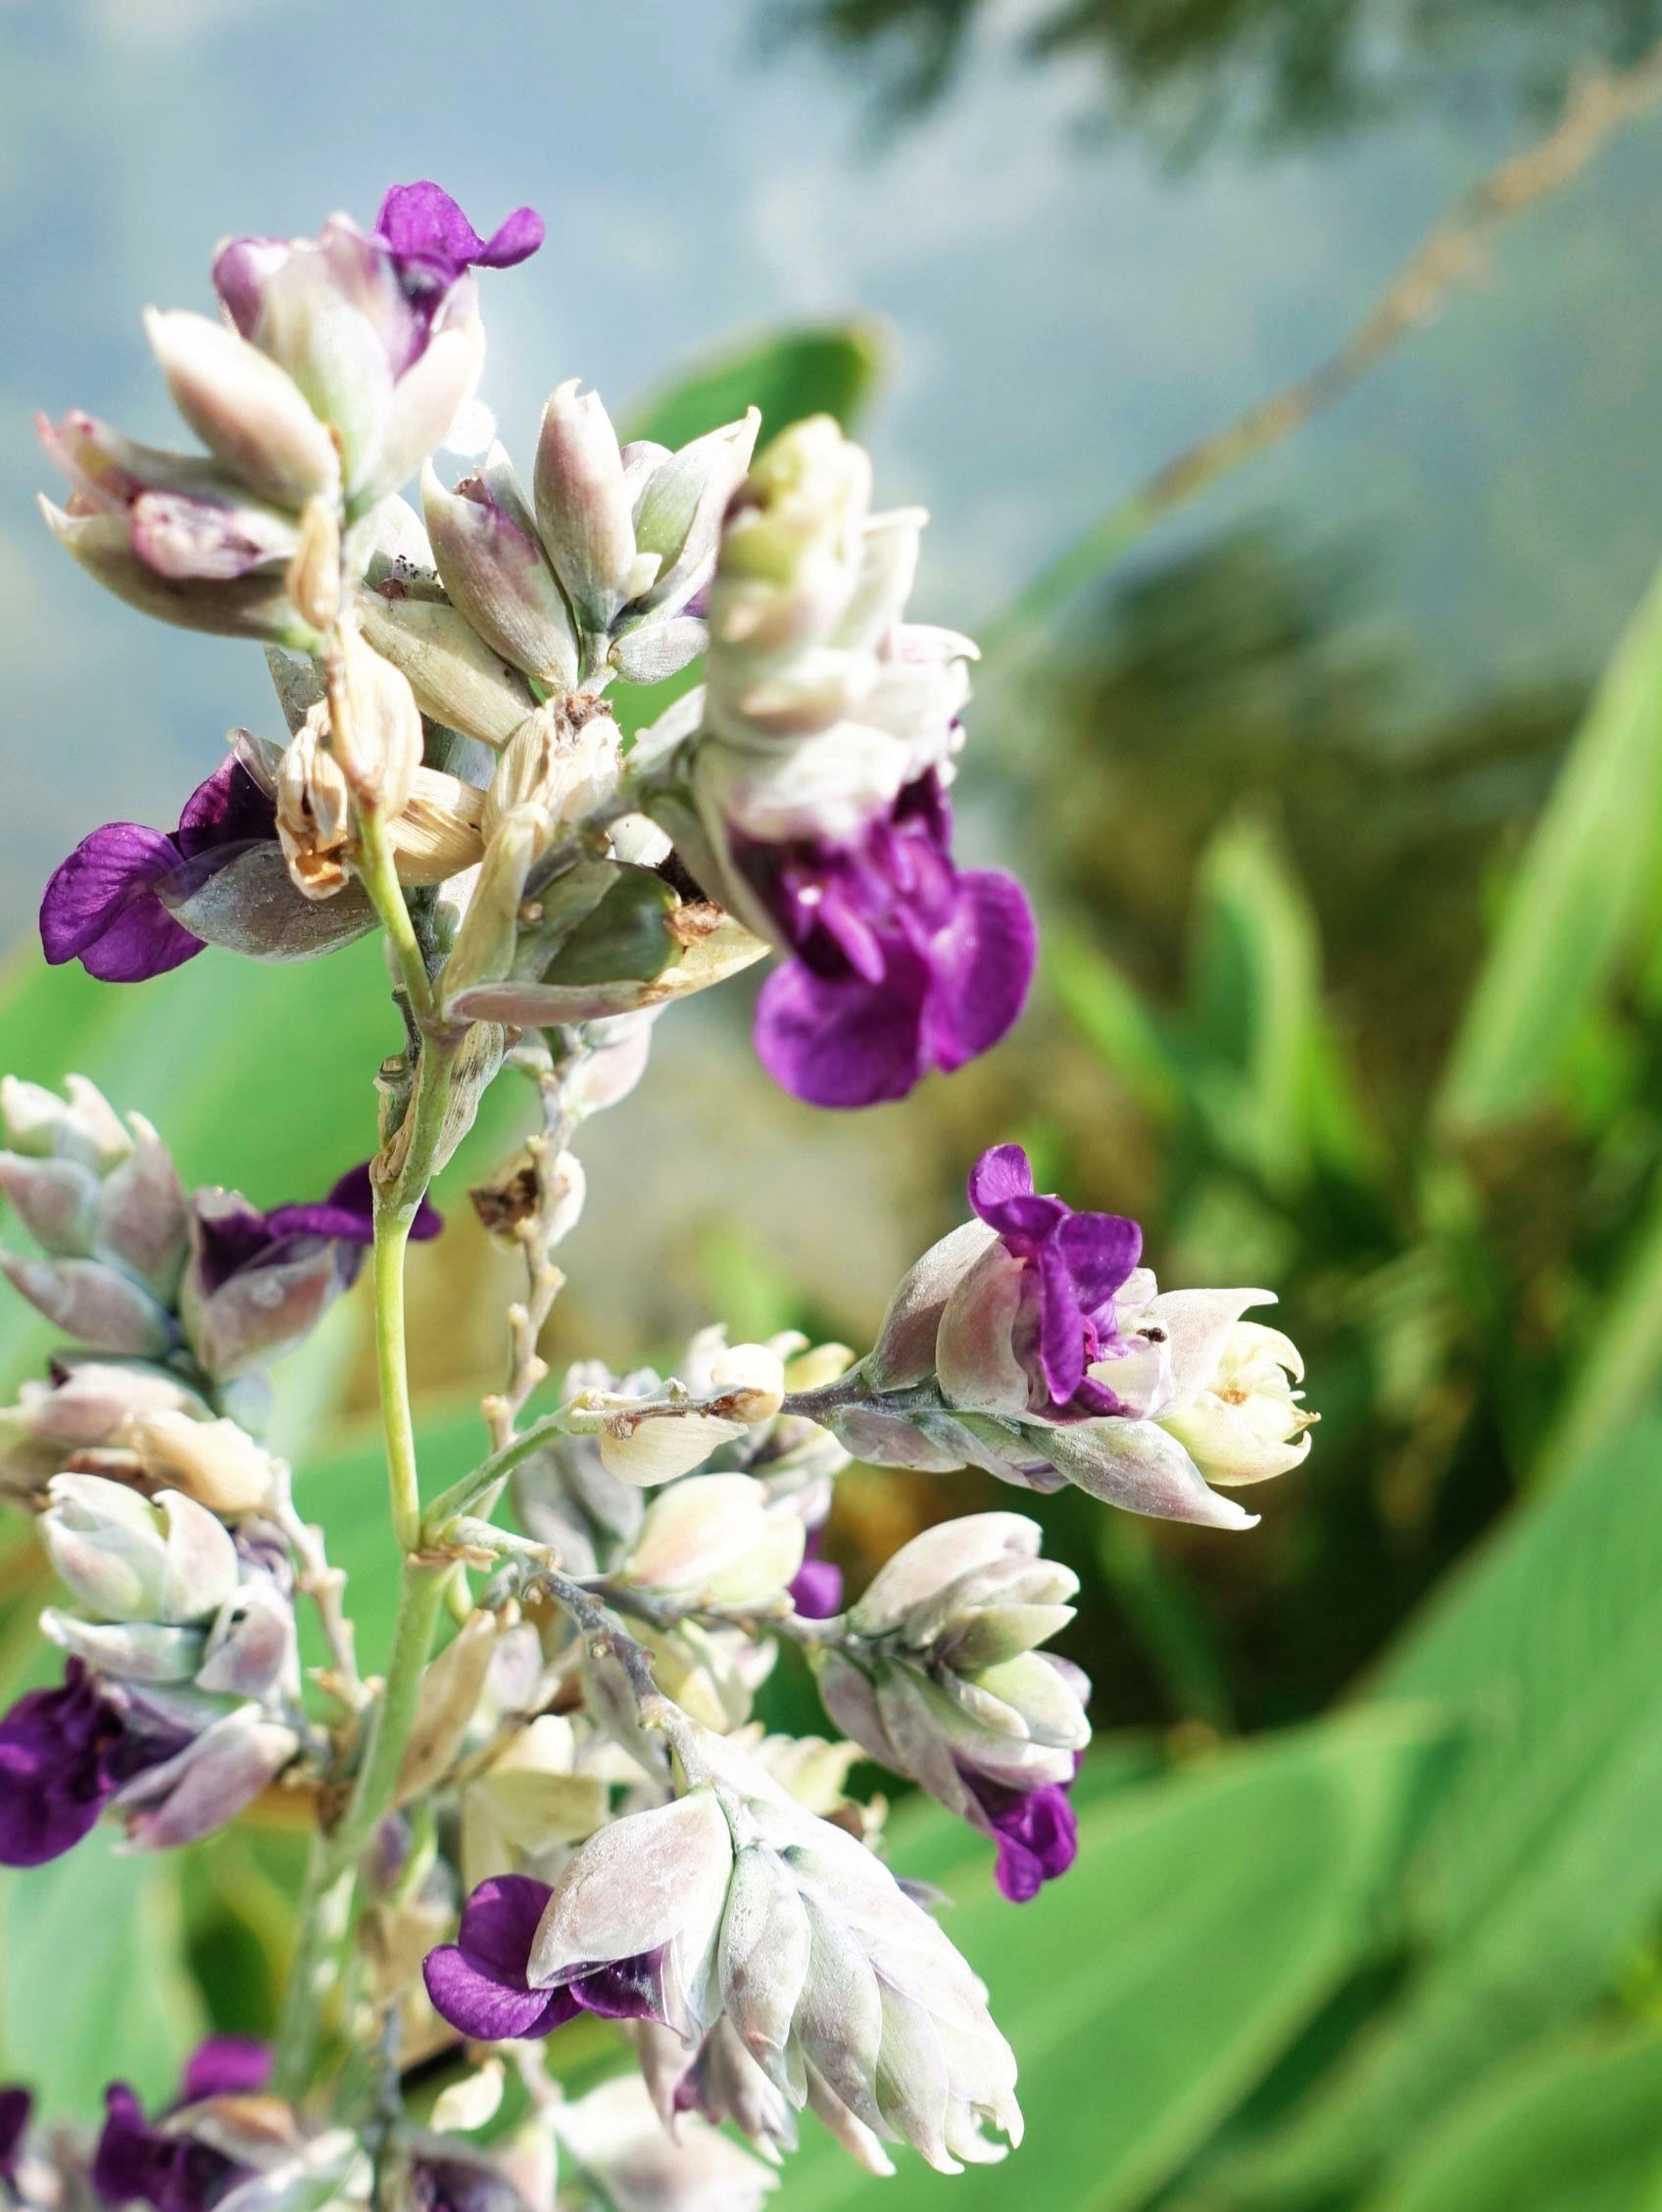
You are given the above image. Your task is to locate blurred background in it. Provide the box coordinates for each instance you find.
[7,0,1662,2204]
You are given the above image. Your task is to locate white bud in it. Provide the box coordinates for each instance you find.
[624,1475,806,1609]
[1157,1318,1315,1486]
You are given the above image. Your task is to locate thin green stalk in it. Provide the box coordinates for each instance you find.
[420,1409,576,1545]
[269,1838,352,2102]
[353,798,435,1029]
[373,1206,421,1555]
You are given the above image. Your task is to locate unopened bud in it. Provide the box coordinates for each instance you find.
[42,1474,239,1625]
[122,1410,278,1517]
[533,380,639,634]
[0,1251,175,1358]
[143,309,340,513]
[2,1074,130,1172]
[112,1703,299,1850]
[195,1579,298,1699]
[623,1474,806,1608]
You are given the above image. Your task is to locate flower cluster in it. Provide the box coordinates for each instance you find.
[819,1142,1315,1527]
[3,173,1317,2210]
[35,184,1034,1110]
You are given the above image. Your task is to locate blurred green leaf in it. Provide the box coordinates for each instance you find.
[1187,817,1378,1193]
[0,1840,204,2119]
[777,1706,1448,2212]
[1357,2027,1662,2212]
[1437,555,1662,1133]
[1045,923,1185,1118]
[624,322,887,449]
[1213,1410,1662,2204]
[1534,1162,1662,1486]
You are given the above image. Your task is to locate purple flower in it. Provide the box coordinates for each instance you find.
[91,2041,269,2212]
[788,1525,844,1619]
[178,2038,270,2103]
[0,1658,126,1867]
[0,2086,30,2185]
[0,1660,200,1869]
[963,1770,1079,1904]
[39,758,275,985]
[963,1143,1144,1420]
[423,1872,668,2042]
[746,773,1036,1109]
[192,1163,442,1298]
[374,181,546,294]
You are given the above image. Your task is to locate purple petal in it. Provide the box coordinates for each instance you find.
[175,759,275,857]
[790,1557,846,1619]
[1036,1241,1088,1405]
[179,2037,270,2103]
[568,1948,666,2021]
[263,1162,442,1246]
[454,1871,551,1978]
[754,946,931,1108]
[39,822,203,983]
[474,204,547,270]
[0,1662,122,1867]
[424,1874,580,2040]
[965,1773,1079,1903]
[1055,1208,1143,1311]
[967,1145,1034,1215]
[423,1942,576,2041]
[919,867,1037,1073]
[0,2087,29,2180]
[375,182,544,282]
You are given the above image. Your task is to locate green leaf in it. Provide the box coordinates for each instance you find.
[1358,2027,1662,2212]
[776,1706,1449,2212]
[1044,923,1184,1119]
[1533,1161,1662,1485]
[1436,555,1662,1133]
[1212,1410,1662,2205]
[0,1838,205,2119]
[1187,817,1377,1193]
[624,323,887,449]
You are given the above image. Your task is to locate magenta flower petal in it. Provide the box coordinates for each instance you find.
[754,952,930,1108]
[0,1660,124,1866]
[179,2037,270,2103]
[962,1142,1147,1421]
[39,822,204,983]
[919,867,1037,1074]
[375,182,544,283]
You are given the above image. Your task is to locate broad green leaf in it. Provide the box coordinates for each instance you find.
[1358,2027,1662,2212]
[776,1706,1449,2212]
[624,323,886,449]
[0,1838,204,2119]
[1437,555,1662,1132]
[1533,1162,1662,1485]
[1211,1411,1662,2204]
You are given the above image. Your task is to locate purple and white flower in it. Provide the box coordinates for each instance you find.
[179,1163,442,1380]
[817,1514,1088,1903]
[642,417,1036,1108]
[846,1144,1315,1529]
[213,182,543,514]
[425,1740,1022,2176]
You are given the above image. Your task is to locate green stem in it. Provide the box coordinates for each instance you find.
[354,799,435,1029]
[373,1208,421,1555]
[420,1409,577,1545]
[269,1837,351,2103]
